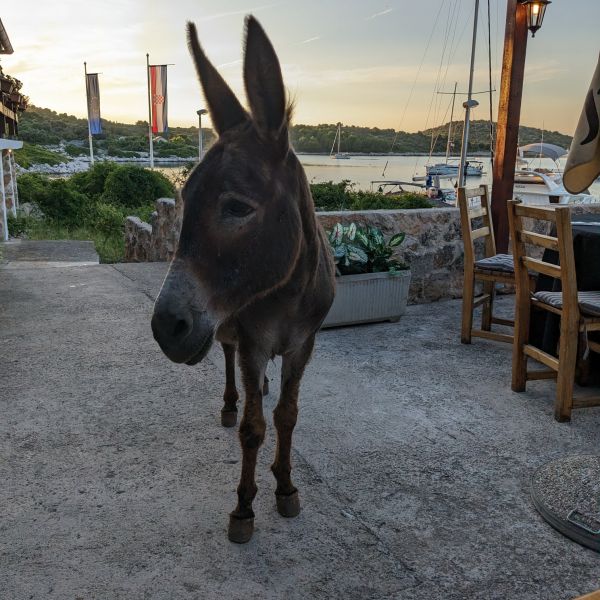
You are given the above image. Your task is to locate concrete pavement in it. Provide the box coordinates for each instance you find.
[2,254,600,599]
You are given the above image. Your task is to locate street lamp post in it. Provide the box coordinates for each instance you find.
[197,109,207,162]
[491,0,551,253]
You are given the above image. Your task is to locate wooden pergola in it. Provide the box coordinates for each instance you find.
[0,18,23,241]
[0,17,21,138]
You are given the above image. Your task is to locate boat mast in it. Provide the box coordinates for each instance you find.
[337,122,342,155]
[446,82,458,163]
[458,0,480,188]
[329,125,338,157]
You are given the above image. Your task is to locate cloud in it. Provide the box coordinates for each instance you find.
[299,36,320,44]
[216,58,243,69]
[198,2,287,22]
[524,60,565,83]
[284,63,467,88]
[366,8,394,20]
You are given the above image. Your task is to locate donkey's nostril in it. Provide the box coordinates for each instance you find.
[152,306,193,346]
[172,318,190,339]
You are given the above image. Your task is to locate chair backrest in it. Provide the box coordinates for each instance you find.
[457,185,497,271]
[507,200,578,319]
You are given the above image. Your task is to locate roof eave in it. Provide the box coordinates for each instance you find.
[0,19,14,55]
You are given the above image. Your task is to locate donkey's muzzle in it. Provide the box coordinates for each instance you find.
[151,303,214,365]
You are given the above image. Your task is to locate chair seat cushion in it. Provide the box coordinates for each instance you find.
[533,290,600,317]
[474,254,514,273]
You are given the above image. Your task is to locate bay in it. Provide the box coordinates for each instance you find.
[157,154,600,196]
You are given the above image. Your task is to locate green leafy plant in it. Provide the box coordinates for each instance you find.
[7,212,38,236]
[92,202,128,243]
[327,222,407,276]
[101,164,174,209]
[309,180,433,212]
[69,162,119,198]
[310,180,353,211]
[350,191,432,210]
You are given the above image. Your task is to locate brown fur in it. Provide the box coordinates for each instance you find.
[151,15,335,543]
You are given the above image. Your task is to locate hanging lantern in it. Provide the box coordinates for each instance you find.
[519,0,551,37]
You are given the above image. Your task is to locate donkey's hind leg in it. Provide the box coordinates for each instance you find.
[271,336,315,518]
[221,343,239,427]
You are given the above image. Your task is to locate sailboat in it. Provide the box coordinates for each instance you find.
[330,122,350,159]
[425,83,484,177]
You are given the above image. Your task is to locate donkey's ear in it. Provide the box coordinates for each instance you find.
[187,22,247,136]
[243,16,288,139]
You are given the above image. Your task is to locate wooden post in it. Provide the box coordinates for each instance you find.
[491,0,529,253]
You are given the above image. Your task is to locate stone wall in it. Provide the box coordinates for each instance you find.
[318,209,465,303]
[0,149,19,241]
[123,198,600,304]
[125,197,182,262]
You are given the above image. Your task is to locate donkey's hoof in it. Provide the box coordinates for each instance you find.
[228,515,254,543]
[221,410,238,428]
[276,491,301,518]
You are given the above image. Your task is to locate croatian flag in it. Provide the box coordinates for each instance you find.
[85,73,102,135]
[149,65,168,134]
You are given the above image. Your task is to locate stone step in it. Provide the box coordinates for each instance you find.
[0,239,99,268]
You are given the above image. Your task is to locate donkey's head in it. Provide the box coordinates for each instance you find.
[152,16,306,365]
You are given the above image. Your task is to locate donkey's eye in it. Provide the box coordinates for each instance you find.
[223,200,255,218]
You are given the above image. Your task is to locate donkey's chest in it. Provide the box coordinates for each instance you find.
[215,299,313,356]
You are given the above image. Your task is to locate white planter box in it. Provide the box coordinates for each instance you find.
[322,270,411,328]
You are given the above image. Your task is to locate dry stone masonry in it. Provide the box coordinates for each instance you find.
[124,198,600,304]
[125,197,182,262]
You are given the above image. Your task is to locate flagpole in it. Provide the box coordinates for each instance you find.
[146,53,154,169]
[84,61,94,165]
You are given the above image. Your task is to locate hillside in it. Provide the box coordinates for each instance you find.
[17,106,573,158]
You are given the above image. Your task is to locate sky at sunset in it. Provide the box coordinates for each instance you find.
[1,1,599,135]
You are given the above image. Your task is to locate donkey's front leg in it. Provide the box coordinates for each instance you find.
[221,343,239,427]
[228,347,268,544]
[272,336,315,518]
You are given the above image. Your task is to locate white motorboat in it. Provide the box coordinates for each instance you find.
[513,168,599,205]
[514,143,599,204]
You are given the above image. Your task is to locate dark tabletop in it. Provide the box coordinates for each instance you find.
[530,213,600,379]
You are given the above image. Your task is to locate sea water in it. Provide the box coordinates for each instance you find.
[158,154,600,197]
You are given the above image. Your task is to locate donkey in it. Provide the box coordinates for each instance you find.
[151,16,335,543]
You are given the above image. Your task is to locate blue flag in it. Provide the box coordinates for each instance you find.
[85,73,102,135]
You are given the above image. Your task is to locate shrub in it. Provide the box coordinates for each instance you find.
[310,180,352,211]
[63,144,86,157]
[14,144,65,168]
[33,179,94,227]
[17,173,50,205]
[92,202,128,241]
[69,161,119,198]
[154,142,197,158]
[350,191,432,210]
[101,165,174,209]
[7,212,38,236]
[310,181,433,211]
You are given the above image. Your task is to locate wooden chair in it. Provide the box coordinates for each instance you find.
[508,200,600,422]
[575,591,600,600]
[458,185,515,344]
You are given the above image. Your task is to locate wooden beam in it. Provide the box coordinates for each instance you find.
[0,101,17,122]
[472,329,513,344]
[491,0,529,253]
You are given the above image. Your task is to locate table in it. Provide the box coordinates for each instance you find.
[530,213,600,381]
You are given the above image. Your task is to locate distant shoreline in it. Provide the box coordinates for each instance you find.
[20,150,496,175]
